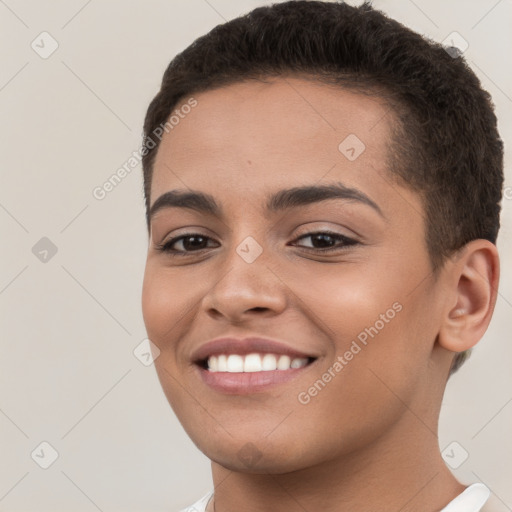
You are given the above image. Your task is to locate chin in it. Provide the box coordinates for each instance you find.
[184,424,324,474]
[205,442,311,474]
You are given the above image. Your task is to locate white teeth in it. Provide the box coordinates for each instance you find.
[262,354,277,371]
[206,353,311,372]
[291,357,309,368]
[209,355,218,371]
[277,355,291,370]
[217,354,228,372]
[226,354,244,372]
[244,353,262,372]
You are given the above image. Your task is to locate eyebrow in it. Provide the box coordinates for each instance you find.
[148,182,385,222]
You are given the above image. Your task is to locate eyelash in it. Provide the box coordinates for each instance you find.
[154,231,359,256]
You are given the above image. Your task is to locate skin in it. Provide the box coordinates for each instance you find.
[141,76,499,512]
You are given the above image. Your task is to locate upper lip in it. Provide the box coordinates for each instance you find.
[191,337,318,364]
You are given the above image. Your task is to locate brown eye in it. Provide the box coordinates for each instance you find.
[292,231,358,252]
[156,234,218,255]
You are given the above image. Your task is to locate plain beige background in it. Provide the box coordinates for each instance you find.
[0,0,511,510]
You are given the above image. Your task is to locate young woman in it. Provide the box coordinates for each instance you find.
[140,2,503,510]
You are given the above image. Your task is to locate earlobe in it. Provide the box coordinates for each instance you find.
[438,239,500,354]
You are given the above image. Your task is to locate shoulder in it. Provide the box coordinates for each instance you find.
[441,483,492,512]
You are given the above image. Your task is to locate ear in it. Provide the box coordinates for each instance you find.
[438,239,500,354]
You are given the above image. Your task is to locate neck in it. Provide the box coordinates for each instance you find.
[208,414,464,512]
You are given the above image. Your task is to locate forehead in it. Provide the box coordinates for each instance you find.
[151,77,403,213]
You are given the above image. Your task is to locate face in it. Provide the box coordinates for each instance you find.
[141,77,448,473]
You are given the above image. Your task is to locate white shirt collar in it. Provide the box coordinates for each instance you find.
[439,483,490,512]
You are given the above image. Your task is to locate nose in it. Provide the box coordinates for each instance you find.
[201,246,288,324]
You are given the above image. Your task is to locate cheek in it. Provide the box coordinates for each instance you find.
[295,263,398,341]
[141,276,184,373]
[141,267,167,339]
[141,266,199,418]
[295,262,430,402]
[141,264,192,343]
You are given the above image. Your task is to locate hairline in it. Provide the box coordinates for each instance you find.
[143,73,451,279]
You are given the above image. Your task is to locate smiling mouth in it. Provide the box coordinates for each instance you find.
[197,353,317,372]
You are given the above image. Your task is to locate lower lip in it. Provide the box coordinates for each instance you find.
[197,364,313,394]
